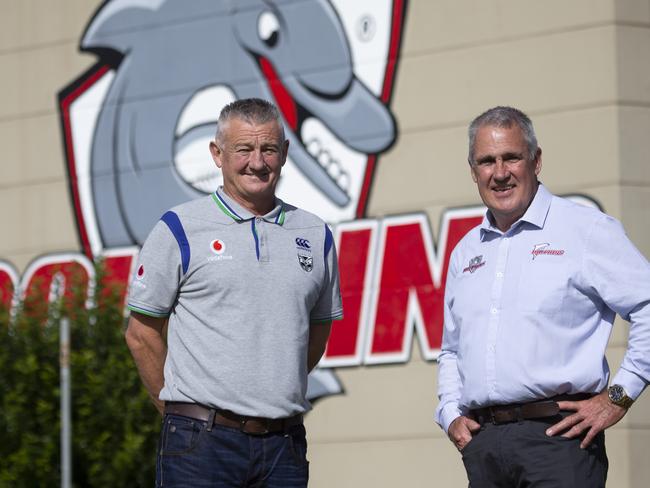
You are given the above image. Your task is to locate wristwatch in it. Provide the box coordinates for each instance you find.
[607,384,634,409]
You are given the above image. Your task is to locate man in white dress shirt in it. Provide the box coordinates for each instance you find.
[436,106,650,487]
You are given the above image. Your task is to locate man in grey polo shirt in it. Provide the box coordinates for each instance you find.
[125,98,343,487]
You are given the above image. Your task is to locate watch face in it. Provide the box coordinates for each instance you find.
[609,385,624,402]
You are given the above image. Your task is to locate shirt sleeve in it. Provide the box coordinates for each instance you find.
[127,219,183,318]
[435,248,465,433]
[583,214,650,399]
[310,224,343,323]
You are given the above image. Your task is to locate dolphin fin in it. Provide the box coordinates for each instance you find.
[82,0,166,53]
[306,368,344,403]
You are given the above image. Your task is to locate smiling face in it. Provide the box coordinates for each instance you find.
[470,124,542,231]
[209,117,288,215]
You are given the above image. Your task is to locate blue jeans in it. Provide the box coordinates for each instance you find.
[156,414,309,487]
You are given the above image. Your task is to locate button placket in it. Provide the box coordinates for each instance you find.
[256,219,270,263]
[486,236,510,402]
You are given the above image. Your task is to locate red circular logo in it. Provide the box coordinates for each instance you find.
[210,239,225,255]
[136,264,145,279]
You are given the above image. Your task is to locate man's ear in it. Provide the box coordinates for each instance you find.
[470,164,478,184]
[534,147,542,176]
[209,141,223,168]
[281,139,289,167]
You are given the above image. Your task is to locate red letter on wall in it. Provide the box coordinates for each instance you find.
[20,254,95,319]
[322,221,378,367]
[365,211,483,364]
[0,260,18,312]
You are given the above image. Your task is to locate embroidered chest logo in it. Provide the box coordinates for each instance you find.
[207,238,233,262]
[531,243,565,260]
[295,238,311,249]
[463,255,486,273]
[296,237,313,272]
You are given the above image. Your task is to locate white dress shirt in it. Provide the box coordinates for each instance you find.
[436,184,650,433]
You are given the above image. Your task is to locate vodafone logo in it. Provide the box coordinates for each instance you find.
[135,264,145,280]
[210,239,226,255]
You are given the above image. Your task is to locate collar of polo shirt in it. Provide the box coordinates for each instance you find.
[480,183,551,239]
[212,186,286,225]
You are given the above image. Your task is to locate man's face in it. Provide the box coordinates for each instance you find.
[470,124,542,231]
[209,117,288,211]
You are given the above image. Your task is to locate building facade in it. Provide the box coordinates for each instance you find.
[1,1,649,486]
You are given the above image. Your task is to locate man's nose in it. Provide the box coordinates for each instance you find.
[493,159,510,180]
[248,149,265,169]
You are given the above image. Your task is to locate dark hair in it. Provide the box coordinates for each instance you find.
[468,106,538,164]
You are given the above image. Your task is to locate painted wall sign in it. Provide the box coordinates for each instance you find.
[1,1,601,401]
[58,0,407,257]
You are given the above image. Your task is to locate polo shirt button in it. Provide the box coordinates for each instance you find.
[490,308,498,314]
[496,272,503,278]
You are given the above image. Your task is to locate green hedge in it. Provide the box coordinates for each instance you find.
[0,265,160,487]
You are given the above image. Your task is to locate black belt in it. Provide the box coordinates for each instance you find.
[164,402,303,435]
[469,393,593,425]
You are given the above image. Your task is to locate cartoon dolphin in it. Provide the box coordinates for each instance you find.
[82,0,396,247]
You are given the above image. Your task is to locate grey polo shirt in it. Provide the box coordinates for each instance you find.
[127,187,343,418]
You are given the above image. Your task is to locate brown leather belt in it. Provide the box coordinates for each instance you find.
[469,393,593,425]
[164,402,303,435]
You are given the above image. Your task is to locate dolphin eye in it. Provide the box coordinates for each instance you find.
[258,11,280,47]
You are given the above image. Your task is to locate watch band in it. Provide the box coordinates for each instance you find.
[608,384,634,409]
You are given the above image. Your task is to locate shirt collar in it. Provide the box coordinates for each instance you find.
[211,187,286,225]
[480,183,551,238]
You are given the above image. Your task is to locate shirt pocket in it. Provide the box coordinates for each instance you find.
[516,260,569,313]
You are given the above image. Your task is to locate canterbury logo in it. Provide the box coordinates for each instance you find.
[295,238,311,249]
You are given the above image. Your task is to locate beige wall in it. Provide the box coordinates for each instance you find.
[1,1,649,486]
[359,1,650,486]
[0,0,97,269]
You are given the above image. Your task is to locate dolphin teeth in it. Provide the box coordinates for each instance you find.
[305,136,350,192]
[307,139,321,156]
[318,151,331,167]
[327,161,341,179]
[337,173,350,190]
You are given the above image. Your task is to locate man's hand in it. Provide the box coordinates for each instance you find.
[545,390,628,448]
[448,415,481,452]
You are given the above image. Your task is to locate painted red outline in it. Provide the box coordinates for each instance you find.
[356,0,407,218]
[60,64,111,258]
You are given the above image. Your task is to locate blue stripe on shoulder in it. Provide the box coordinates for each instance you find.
[324,224,334,265]
[161,211,190,274]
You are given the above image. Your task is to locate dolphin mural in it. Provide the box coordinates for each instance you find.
[59,0,407,401]
[78,0,398,248]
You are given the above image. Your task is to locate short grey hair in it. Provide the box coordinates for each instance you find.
[215,98,285,144]
[467,106,538,164]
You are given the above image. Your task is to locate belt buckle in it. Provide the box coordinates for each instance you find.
[240,417,270,436]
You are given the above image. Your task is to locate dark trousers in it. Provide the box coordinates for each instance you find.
[156,413,309,487]
[461,417,608,487]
